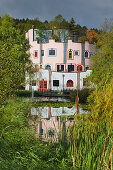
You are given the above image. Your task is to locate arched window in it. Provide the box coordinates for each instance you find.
[77,65,83,71]
[68,49,73,59]
[66,80,74,87]
[85,51,88,58]
[45,65,51,70]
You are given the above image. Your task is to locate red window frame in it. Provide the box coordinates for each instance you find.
[66,80,74,87]
[39,80,47,91]
[77,65,83,71]
[34,50,38,57]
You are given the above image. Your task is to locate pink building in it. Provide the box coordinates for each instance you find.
[25,29,96,91]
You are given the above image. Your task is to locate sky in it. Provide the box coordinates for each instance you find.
[0,0,113,29]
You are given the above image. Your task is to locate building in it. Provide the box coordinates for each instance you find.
[25,28,96,91]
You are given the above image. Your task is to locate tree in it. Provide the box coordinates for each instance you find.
[69,18,76,41]
[49,14,69,30]
[88,20,113,121]
[0,14,31,103]
[75,24,87,42]
[78,36,87,43]
[86,29,98,43]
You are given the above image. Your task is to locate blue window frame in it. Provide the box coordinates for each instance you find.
[48,48,57,57]
[41,50,44,56]
[45,65,51,70]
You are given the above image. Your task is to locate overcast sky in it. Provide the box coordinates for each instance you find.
[0,0,113,29]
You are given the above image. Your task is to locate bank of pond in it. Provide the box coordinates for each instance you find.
[0,98,112,170]
[15,87,93,104]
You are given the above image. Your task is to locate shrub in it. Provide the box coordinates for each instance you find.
[70,88,94,103]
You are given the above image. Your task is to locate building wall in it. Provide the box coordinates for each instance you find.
[42,39,64,71]
[26,29,96,71]
[67,40,82,65]
[25,69,92,90]
[85,41,96,66]
[25,29,95,91]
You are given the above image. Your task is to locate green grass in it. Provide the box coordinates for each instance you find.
[0,98,112,169]
[32,101,75,107]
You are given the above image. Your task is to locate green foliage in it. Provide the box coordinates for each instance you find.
[78,36,87,43]
[88,20,113,121]
[70,88,93,103]
[0,98,72,169]
[76,24,87,41]
[69,18,76,41]
[32,101,74,107]
[0,98,112,169]
[0,14,31,103]
[15,90,32,97]
[67,115,113,169]
[49,14,69,30]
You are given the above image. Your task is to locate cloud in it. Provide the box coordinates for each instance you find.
[0,0,113,28]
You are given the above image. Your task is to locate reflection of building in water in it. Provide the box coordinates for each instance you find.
[31,106,88,142]
[36,116,73,142]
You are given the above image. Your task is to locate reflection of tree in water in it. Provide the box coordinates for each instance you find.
[62,107,66,114]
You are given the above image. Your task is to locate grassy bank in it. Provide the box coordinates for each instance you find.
[32,101,75,107]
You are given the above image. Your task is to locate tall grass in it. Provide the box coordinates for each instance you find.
[0,98,112,169]
[0,98,71,169]
[66,114,113,170]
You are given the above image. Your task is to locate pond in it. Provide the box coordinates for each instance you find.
[29,97,70,102]
[31,106,89,142]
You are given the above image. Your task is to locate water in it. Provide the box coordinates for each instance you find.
[31,106,88,117]
[30,97,70,102]
[31,106,89,142]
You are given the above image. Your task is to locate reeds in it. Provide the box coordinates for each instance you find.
[65,115,113,170]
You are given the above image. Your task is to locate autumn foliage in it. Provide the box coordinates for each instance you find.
[86,29,98,43]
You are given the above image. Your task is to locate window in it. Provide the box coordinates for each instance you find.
[39,80,47,91]
[41,50,44,56]
[83,78,87,87]
[85,51,88,58]
[32,80,36,86]
[34,51,38,57]
[44,81,47,88]
[75,50,79,56]
[77,65,83,71]
[68,65,74,72]
[68,49,73,59]
[53,80,59,86]
[48,48,57,57]
[57,65,64,72]
[85,66,89,70]
[49,50,55,55]
[66,80,74,87]
[89,52,92,57]
[45,65,51,70]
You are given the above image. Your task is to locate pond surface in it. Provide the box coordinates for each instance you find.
[31,106,89,142]
[31,106,88,117]
[31,97,70,102]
